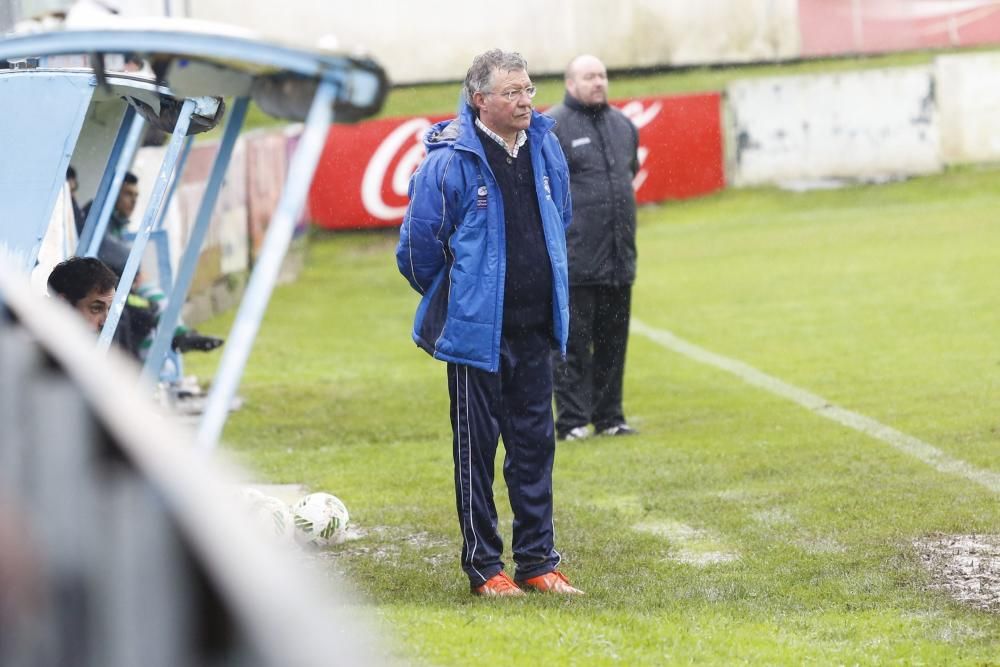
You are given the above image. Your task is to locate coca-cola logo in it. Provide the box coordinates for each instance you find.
[619,100,663,130]
[618,100,662,192]
[361,118,431,220]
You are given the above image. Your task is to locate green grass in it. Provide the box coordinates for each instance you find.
[185,164,1000,664]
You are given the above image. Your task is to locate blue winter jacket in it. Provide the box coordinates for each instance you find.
[396,104,572,373]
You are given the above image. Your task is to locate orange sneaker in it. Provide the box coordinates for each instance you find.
[473,571,525,597]
[517,570,584,595]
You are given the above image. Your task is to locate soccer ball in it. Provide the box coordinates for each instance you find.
[239,488,296,544]
[292,492,350,547]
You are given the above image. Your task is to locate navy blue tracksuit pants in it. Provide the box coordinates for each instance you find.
[447,326,561,586]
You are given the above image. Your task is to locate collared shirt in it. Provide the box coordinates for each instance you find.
[475,117,527,158]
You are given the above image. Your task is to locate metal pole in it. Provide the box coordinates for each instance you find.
[98,99,197,352]
[196,81,337,452]
[83,112,147,259]
[142,97,249,382]
[77,105,137,256]
[155,134,194,232]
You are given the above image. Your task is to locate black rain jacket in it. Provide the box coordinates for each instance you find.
[548,93,639,286]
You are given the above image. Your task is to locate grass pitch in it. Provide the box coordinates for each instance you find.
[185,166,1000,664]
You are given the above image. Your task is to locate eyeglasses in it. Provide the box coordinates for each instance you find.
[486,86,537,102]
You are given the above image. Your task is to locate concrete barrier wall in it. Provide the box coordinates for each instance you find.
[13,1,1000,84]
[726,66,942,187]
[187,0,800,84]
[184,0,1000,85]
[935,52,1000,165]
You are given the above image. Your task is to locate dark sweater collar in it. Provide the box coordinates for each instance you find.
[563,92,607,116]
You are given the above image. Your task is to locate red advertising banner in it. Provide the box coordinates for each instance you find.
[799,0,1000,57]
[308,93,724,230]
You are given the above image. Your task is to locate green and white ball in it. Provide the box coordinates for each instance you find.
[292,492,350,547]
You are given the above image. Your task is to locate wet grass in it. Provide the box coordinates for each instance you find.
[185,164,1000,665]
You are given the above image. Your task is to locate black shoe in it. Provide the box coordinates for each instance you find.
[172,331,224,353]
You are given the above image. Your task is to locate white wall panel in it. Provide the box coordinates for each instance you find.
[935,52,1000,165]
[636,0,799,67]
[186,0,800,84]
[727,67,942,187]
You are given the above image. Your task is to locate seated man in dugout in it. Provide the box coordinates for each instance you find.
[80,171,138,278]
[78,171,223,357]
[47,256,145,357]
[47,255,222,362]
[46,256,117,335]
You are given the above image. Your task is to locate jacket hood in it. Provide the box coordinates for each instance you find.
[423,117,461,151]
[423,103,556,153]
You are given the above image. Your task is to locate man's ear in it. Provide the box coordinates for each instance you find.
[472,91,487,113]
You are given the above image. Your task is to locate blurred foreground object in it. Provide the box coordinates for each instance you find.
[0,256,386,666]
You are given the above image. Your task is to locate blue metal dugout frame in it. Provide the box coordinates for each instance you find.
[196,83,336,451]
[0,23,388,452]
[0,69,94,271]
[142,97,249,384]
[97,97,198,351]
[78,105,146,258]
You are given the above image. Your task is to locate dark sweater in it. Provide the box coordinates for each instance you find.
[476,125,553,334]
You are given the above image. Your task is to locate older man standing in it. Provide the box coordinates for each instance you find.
[549,54,640,442]
[397,49,583,596]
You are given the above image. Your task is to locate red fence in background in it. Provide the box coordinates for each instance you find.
[308,92,724,230]
[799,0,1000,57]
[621,93,724,206]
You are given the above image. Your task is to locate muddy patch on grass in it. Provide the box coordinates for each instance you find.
[310,525,452,565]
[914,534,1000,613]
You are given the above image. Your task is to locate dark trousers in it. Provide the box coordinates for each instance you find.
[554,284,632,436]
[447,326,561,586]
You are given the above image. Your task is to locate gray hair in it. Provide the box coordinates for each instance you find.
[464,49,528,102]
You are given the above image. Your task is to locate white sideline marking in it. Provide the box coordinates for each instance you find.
[632,319,1000,495]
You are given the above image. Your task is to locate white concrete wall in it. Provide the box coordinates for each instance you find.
[726,66,942,187]
[186,0,800,83]
[935,52,1000,165]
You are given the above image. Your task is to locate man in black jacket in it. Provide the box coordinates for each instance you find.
[548,54,639,441]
